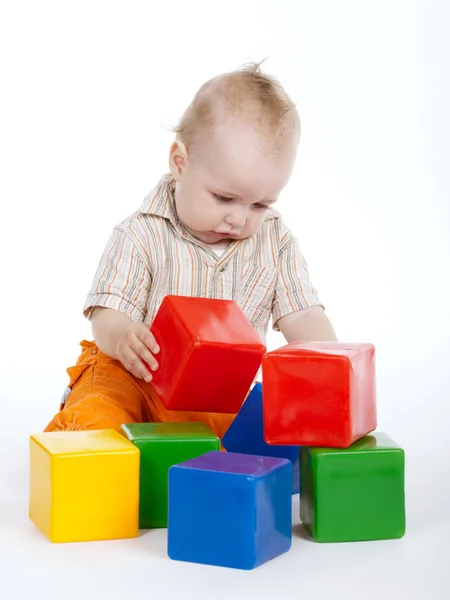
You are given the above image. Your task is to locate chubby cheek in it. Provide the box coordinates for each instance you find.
[195,202,221,228]
[245,212,267,235]
[181,198,220,229]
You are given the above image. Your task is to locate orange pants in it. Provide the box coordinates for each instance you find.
[44,340,237,440]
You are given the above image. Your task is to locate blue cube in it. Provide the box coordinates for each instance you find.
[168,451,292,570]
[222,383,301,494]
[292,456,300,494]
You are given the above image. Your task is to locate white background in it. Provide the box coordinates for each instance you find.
[0,1,449,598]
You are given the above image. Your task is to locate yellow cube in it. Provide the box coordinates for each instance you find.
[29,429,140,543]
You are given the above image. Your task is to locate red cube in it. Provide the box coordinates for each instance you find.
[149,296,266,413]
[262,342,376,448]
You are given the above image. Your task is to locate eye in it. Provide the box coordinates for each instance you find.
[253,203,269,210]
[213,193,234,203]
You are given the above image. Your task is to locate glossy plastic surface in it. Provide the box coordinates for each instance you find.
[29,430,139,543]
[121,422,219,528]
[300,432,406,542]
[149,296,266,413]
[168,451,292,569]
[222,383,300,494]
[292,456,300,494]
[263,342,377,447]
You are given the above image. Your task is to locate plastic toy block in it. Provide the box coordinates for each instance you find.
[149,295,266,413]
[292,456,300,495]
[29,430,139,543]
[222,383,300,494]
[263,342,376,448]
[300,432,406,542]
[120,422,219,528]
[168,451,292,569]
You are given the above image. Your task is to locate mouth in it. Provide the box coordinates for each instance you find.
[211,231,234,237]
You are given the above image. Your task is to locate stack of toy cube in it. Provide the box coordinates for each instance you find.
[29,296,405,570]
[261,342,405,543]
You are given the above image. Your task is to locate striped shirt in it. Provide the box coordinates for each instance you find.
[84,174,322,342]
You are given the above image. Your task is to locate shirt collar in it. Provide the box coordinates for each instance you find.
[139,174,179,226]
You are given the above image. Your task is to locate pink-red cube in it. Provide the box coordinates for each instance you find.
[149,296,266,413]
[262,342,376,448]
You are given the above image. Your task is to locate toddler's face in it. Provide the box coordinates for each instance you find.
[170,119,297,245]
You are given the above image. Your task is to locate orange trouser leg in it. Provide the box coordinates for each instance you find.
[143,384,236,440]
[44,340,151,433]
[44,340,236,439]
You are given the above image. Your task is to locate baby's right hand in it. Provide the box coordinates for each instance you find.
[116,322,160,383]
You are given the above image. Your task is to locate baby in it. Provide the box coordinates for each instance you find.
[44,62,337,438]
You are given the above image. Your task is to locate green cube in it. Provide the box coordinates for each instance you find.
[300,432,406,542]
[120,422,220,528]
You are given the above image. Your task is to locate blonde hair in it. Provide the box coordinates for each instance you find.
[173,61,300,153]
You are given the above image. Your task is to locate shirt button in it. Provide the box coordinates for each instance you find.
[219,266,226,272]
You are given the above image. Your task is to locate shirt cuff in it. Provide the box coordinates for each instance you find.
[83,293,145,323]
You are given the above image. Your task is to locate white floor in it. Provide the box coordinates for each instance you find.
[2,486,449,600]
[1,381,449,600]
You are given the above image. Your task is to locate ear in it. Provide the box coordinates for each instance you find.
[169,140,188,181]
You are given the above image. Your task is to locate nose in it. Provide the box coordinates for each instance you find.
[225,206,247,229]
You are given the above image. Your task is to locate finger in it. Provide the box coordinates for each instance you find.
[123,349,153,382]
[138,327,160,354]
[131,334,159,372]
[121,360,145,381]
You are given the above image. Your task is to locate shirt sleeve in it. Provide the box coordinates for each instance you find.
[272,229,324,331]
[83,226,151,322]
